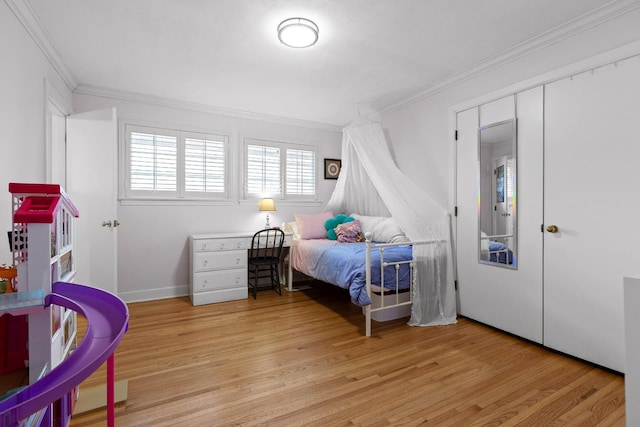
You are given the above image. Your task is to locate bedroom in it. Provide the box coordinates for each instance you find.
[1,0,640,425]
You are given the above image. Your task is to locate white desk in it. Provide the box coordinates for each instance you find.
[189,231,293,306]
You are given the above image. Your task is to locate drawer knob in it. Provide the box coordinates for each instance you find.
[220,243,225,249]
[203,260,208,267]
[235,258,240,264]
[202,243,207,249]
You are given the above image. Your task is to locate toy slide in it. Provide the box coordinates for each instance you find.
[0,282,129,426]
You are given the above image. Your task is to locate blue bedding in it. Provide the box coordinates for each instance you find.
[291,239,412,306]
[488,241,514,265]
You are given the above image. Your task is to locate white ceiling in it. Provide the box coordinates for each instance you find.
[20,0,633,127]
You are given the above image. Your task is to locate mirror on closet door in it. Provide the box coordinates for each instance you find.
[478,119,517,269]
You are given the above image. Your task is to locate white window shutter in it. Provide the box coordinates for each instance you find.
[130,132,177,191]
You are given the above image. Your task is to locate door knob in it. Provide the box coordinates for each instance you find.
[546,225,559,233]
[102,220,121,228]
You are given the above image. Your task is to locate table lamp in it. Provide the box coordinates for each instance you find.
[258,198,276,228]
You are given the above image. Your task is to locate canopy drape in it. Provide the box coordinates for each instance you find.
[326,122,457,326]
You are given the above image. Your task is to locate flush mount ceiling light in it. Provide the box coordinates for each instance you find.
[277,17,319,48]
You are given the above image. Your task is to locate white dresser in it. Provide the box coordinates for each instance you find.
[189,231,292,305]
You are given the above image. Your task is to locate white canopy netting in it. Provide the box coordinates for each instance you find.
[325,122,457,326]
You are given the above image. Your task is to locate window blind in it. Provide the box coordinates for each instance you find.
[185,136,226,193]
[246,144,281,195]
[130,132,177,191]
[286,149,316,196]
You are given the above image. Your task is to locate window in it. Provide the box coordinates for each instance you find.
[244,138,317,200]
[129,131,177,192]
[246,144,281,195]
[286,149,316,196]
[184,134,226,193]
[124,124,229,200]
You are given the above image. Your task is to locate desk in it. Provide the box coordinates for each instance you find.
[189,231,293,306]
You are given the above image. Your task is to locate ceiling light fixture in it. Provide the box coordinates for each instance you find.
[277,17,319,48]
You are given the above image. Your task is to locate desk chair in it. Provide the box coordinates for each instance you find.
[248,228,285,299]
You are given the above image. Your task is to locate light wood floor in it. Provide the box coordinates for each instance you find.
[70,281,625,426]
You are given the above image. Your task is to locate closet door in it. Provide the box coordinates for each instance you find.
[544,57,640,372]
[456,88,543,343]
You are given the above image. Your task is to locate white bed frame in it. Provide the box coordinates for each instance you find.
[362,238,415,336]
[287,233,428,337]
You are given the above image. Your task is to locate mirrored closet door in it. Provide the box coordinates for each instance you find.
[456,55,640,372]
[456,89,544,345]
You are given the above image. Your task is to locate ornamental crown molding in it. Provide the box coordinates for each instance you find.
[380,0,640,116]
[6,0,79,90]
[74,84,342,133]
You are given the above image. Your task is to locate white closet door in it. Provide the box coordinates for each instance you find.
[544,58,640,372]
[456,106,481,316]
[456,88,544,343]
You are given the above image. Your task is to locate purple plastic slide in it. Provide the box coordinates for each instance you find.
[0,281,129,426]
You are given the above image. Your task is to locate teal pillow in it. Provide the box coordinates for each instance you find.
[324,214,355,240]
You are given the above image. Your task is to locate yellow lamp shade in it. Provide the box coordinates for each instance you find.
[258,198,276,212]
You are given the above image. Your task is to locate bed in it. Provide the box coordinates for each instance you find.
[487,241,514,264]
[289,238,412,305]
[286,212,422,336]
[481,232,515,265]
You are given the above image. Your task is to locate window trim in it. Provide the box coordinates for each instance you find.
[120,121,231,202]
[242,137,318,202]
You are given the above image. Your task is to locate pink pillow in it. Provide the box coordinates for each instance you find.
[335,220,365,243]
[294,211,334,239]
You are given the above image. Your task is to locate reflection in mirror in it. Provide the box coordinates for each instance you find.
[478,119,517,268]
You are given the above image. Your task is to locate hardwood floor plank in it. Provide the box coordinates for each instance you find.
[69,281,624,426]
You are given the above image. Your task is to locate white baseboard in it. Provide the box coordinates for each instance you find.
[117,285,189,303]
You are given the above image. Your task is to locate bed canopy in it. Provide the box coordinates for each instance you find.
[325,122,457,327]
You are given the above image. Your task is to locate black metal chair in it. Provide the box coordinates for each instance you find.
[248,228,285,299]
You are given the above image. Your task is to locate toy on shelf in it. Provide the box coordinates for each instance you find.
[0,266,17,293]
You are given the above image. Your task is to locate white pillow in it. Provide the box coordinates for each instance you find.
[350,214,410,243]
[285,221,300,238]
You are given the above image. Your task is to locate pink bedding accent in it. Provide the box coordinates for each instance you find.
[294,211,334,239]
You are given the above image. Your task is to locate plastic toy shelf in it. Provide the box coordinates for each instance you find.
[0,290,45,316]
[0,282,129,427]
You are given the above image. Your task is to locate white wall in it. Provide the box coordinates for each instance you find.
[381,8,640,211]
[72,94,341,301]
[0,2,72,266]
[1,1,341,302]
[5,1,640,303]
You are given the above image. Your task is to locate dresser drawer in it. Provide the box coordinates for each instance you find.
[195,238,247,252]
[191,287,248,305]
[193,269,247,292]
[194,250,247,272]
